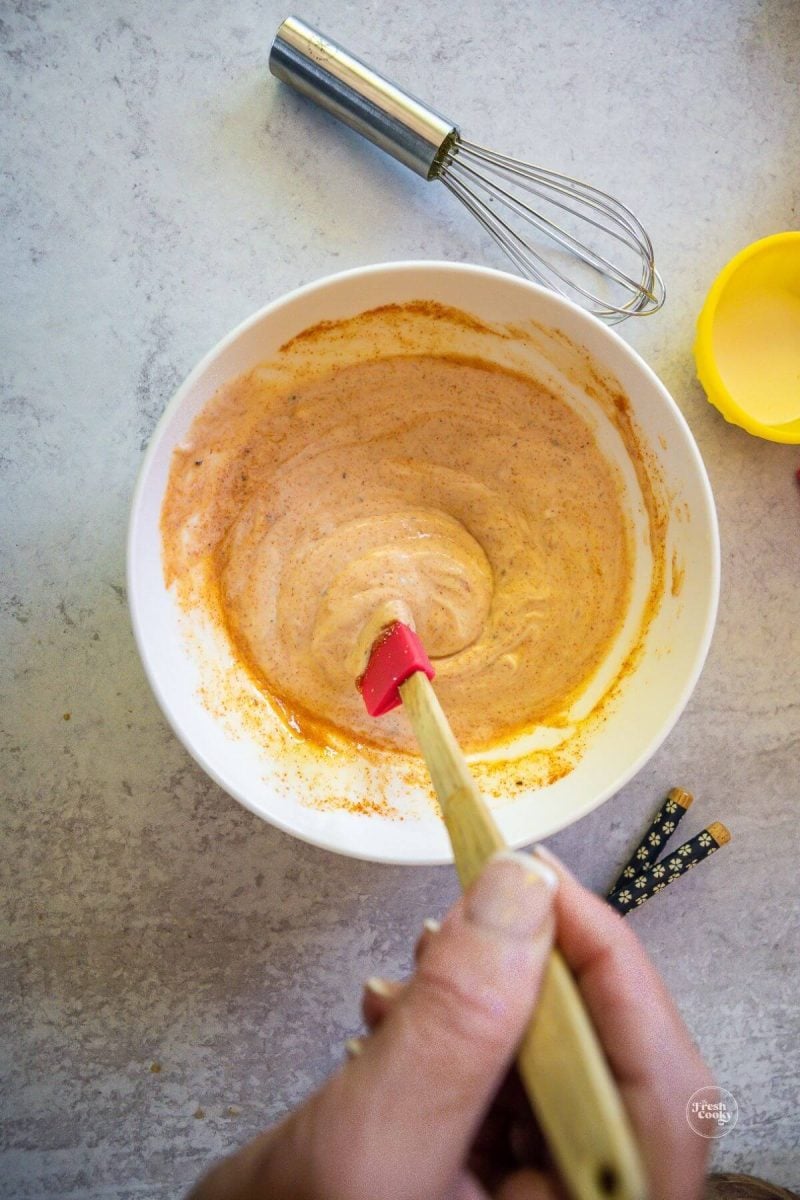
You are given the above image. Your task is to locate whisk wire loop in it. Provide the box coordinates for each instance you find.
[442,150,657,308]
[443,166,660,321]
[439,138,664,320]
[461,142,657,260]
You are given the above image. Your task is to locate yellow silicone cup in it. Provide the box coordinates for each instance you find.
[695,231,800,444]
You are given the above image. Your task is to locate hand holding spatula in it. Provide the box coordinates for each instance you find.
[359,619,648,1200]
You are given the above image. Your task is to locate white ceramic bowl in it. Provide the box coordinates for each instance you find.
[128,262,719,864]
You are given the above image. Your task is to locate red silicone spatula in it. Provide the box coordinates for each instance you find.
[360,621,647,1200]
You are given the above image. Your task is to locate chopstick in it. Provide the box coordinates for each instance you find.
[609,787,694,887]
[606,789,731,915]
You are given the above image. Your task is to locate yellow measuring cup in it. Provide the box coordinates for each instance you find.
[695,232,800,443]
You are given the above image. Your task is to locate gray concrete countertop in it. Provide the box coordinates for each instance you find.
[2,1,799,1196]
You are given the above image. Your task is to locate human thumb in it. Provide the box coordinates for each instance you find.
[316,851,557,1200]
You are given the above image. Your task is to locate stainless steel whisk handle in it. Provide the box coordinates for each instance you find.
[269,16,458,179]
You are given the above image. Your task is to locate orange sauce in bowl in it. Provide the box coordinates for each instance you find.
[162,326,635,756]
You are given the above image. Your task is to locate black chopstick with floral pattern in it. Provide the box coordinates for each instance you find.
[606,788,731,915]
[609,786,694,888]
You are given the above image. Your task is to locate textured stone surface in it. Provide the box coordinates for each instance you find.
[2,0,799,1195]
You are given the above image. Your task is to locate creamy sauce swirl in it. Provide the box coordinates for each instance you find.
[162,353,633,753]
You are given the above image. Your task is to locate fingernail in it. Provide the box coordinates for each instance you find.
[422,917,441,935]
[364,976,393,998]
[494,850,559,891]
[466,851,557,938]
[345,1037,364,1058]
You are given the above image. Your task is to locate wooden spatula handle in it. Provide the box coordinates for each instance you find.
[399,671,647,1200]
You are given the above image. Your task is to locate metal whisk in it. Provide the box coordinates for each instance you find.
[270,17,665,323]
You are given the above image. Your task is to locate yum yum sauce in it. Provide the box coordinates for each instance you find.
[161,306,635,757]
